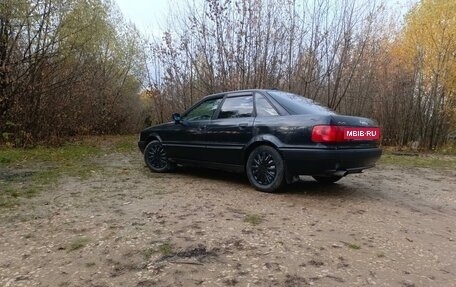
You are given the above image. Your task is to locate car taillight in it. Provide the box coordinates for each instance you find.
[311,125,345,143]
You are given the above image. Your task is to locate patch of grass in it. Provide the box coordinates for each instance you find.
[158,242,173,256]
[67,236,90,252]
[0,164,97,210]
[36,162,99,184]
[85,262,96,267]
[0,135,139,168]
[0,140,110,209]
[0,157,12,164]
[244,214,263,226]
[0,186,39,209]
[3,187,20,198]
[0,149,21,165]
[32,169,62,185]
[0,144,100,167]
[1,164,100,210]
[0,195,19,208]
[347,243,361,250]
[77,134,136,150]
[438,143,456,155]
[143,248,157,260]
[143,241,174,260]
[23,187,38,198]
[379,152,456,169]
[376,251,385,258]
[113,137,136,153]
[0,135,139,209]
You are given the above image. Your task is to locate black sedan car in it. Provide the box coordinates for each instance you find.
[138,89,382,192]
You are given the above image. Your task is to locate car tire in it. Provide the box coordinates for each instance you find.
[144,140,173,172]
[246,145,284,192]
[312,175,343,184]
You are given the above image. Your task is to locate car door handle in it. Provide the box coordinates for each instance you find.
[198,125,207,131]
[238,123,248,129]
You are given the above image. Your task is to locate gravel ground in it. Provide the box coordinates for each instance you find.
[1,151,455,287]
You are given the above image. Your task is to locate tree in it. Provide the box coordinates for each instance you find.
[395,0,456,148]
[0,0,147,146]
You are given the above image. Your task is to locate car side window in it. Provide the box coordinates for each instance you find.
[218,96,253,119]
[255,94,279,117]
[182,98,222,121]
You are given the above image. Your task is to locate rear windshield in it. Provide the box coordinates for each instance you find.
[267,91,335,115]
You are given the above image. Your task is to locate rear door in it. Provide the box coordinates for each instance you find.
[205,93,254,165]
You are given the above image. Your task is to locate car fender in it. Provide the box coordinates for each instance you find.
[146,132,163,143]
[243,134,284,156]
[243,134,298,183]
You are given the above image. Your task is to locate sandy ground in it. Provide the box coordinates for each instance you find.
[1,151,455,287]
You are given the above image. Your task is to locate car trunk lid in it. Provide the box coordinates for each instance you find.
[329,115,380,149]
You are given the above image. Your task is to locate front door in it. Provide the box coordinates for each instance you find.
[164,97,223,162]
[205,94,254,166]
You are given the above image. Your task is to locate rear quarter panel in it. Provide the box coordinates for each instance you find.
[252,114,332,148]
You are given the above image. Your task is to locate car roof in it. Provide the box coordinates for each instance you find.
[201,89,273,100]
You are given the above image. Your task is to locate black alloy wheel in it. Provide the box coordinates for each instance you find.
[144,140,171,172]
[246,145,284,192]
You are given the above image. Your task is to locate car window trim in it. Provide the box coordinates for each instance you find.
[213,93,255,120]
[182,95,224,121]
[211,95,227,120]
[262,91,290,116]
[254,92,280,117]
[266,91,334,115]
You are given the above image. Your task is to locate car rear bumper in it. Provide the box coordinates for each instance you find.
[280,147,382,176]
[138,141,147,153]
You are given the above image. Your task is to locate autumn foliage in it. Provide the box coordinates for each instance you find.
[378,0,456,148]
[1,0,146,146]
[144,0,455,149]
[1,0,455,149]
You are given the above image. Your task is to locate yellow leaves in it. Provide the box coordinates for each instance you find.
[59,0,114,55]
[405,0,456,44]
[399,0,456,93]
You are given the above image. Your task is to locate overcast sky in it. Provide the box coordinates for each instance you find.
[115,0,415,39]
[114,0,171,38]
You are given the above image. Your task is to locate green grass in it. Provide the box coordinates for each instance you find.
[0,195,18,208]
[0,186,39,208]
[3,186,38,198]
[67,236,90,251]
[142,241,174,260]
[0,135,136,209]
[244,214,264,226]
[158,242,173,256]
[347,243,361,250]
[379,152,456,169]
[0,144,100,166]
[143,248,157,260]
[113,136,136,153]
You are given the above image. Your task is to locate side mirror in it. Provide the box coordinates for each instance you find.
[172,113,181,124]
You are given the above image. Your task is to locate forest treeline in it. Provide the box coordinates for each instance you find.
[1,0,455,149]
[1,0,146,146]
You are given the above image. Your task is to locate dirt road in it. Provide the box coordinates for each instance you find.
[1,151,455,286]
